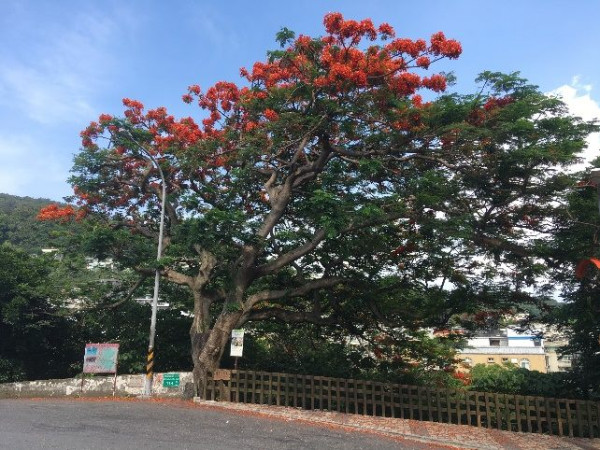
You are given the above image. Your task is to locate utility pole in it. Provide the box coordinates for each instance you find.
[126,137,167,398]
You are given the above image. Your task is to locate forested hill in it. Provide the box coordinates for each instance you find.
[0,193,75,253]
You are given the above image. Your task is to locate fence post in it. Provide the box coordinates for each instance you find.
[204,369,598,438]
[586,401,594,438]
[515,395,522,433]
[555,398,563,437]
[446,389,452,424]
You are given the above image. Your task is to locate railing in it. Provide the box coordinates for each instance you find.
[204,369,600,438]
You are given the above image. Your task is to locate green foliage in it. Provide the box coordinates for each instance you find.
[0,195,194,381]
[537,163,600,399]
[274,27,295,48]
[0,358,26,383]
[469,363,574,398]
[229,321,462,388]
[0,245,81,381]
[469,363,526,394]
[237,324,359,378]
[0,193,81,253]
[72,302,192,374]
[44,54,600,389]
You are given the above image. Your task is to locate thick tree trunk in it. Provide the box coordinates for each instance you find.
[190,311,242,397]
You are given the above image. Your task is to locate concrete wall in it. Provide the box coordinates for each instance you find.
[0,372,193,399]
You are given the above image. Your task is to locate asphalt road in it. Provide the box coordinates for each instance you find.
[0,399,417,449]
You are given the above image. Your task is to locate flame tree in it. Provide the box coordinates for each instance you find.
[40,13,596,393]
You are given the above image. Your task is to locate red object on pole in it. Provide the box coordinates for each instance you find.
[575,258,600,279]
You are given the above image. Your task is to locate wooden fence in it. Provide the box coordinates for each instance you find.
[204,369,600,438]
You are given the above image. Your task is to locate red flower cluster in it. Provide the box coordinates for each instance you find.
[233,12,461,97]
[429,31,462,59]
[98,113,113,124]
[377,22,395,39]
[386,38,427,58]
[263,109,279,121]
[184,81,243,132]
[123,98,144,124]
[80,121,101,147]
[452,371,471,386]
[61,12,464,221]
[422,74,447,92]
[483,95,514,111]
[416,56,431,69]
[37,204,79,222]
[466,95,515,126]
[177,12,463,148]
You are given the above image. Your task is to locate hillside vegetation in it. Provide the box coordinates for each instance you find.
[0,193,77,253]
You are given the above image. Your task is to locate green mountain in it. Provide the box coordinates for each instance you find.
[0,193,75,253]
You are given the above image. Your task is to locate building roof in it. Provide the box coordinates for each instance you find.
[460,347,545,355]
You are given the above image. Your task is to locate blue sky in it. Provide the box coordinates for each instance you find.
[1,0,599,201]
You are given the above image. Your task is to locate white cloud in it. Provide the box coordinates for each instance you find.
[0,7,121,125]
[0,64,96,125]
[550,77,600,164]
[0,2,139,200]
[0,133,69,200]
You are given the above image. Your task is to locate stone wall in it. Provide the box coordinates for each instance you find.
[0,372,193,398]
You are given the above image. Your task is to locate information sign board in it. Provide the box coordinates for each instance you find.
[230,329,245,357]
[163,373,180,387]
[83,343,119,374]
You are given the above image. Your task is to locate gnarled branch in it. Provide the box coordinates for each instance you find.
[245,276,345,310]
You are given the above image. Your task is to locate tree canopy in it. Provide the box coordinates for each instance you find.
[0,245,79,381]
[40,12,597,393]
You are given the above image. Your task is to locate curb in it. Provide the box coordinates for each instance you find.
[191,398,599,449]
[192,398,460,449]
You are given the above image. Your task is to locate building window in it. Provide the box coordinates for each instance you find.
[487,357,495,363]
[489,339,501,346]
[520,359,530,370]
[463,358,472,367]
[502,357,509,363]
[510,358,518,363]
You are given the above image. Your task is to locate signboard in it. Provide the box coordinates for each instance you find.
[163,373,180,388]
[83,343,119,374]
[213,369,231,381]
[230,329,245,357]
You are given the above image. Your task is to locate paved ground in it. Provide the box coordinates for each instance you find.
[3,397,600,449]
[0,398,442,449]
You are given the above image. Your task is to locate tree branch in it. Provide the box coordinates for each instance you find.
[245,307,336,325]
[472,233,531,257]
[245,276,345,309]
[256,228,327,275]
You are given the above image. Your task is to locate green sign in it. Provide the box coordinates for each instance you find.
[163,373,180,388]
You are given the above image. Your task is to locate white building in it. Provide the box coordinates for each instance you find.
[458,328,547,372]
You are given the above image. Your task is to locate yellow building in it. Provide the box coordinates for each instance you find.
[458,348,547,373]
[457,329,547,373]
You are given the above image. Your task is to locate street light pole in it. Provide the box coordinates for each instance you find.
[136,147,167,397]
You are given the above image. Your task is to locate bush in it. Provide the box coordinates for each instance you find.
[0,358,26,383]
[469,363,574,398]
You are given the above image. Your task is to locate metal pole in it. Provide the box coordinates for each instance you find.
[590,169,600,214]
[141,151,167,397]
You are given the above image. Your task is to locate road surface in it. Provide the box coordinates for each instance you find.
[0,399,433,449]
